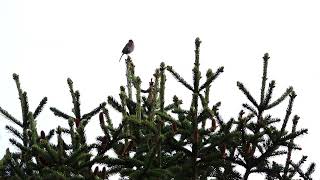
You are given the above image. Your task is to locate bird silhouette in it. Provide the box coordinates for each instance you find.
[119,40,134,62]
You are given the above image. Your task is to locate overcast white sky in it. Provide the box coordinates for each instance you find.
[1,1,320,179]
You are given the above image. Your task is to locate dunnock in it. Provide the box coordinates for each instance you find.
[119,40,134,62]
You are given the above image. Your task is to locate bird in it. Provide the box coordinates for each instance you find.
[119,40,134,62]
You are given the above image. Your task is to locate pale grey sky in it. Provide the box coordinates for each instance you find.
[1,1,319,179]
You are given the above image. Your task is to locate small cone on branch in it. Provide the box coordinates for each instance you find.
[75,118,80,128]
[244,142,254,157]
[98,136,108,154]
[93,166,99,176]
[100,167,106,179]
[130,140,137,151]
[210,118,217,132]
[40,130,46,139]
[172,122,177,134]
[146,79,156,105]
[219,143,227,159]
[193,129,200,144]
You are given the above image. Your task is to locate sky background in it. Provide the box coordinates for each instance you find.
[1,1,320,179]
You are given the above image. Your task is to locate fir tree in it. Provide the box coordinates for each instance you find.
[0,38,315,179]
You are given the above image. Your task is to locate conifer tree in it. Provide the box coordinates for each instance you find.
[0,38,315,179]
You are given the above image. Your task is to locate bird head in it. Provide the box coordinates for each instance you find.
[128,39,133,44]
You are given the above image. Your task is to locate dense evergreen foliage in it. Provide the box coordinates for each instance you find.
[0,38,315,179]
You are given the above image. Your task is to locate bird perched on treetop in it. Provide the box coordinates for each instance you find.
[119,40,134,62]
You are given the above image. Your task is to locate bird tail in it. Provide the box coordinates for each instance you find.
[119,54,124,62]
